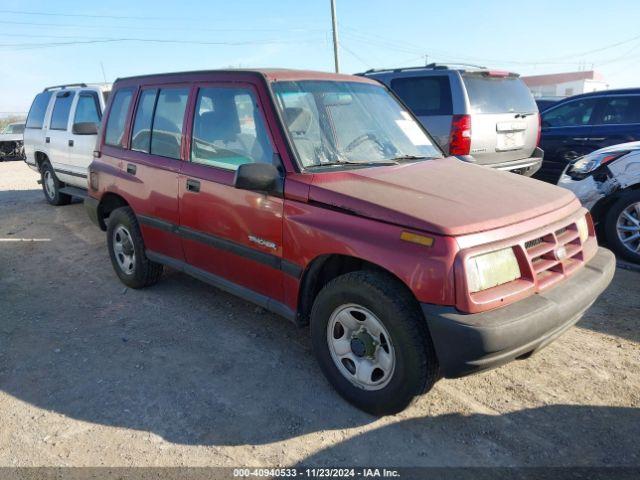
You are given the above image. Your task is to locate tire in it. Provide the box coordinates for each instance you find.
[604,190,640,264]
[41,161,71,206]
[106,206,164,288]
[310,270,439,416]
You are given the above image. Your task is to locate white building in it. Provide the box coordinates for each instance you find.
[522,70,608,98]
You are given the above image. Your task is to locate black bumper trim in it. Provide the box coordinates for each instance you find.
[84,196,102,230]
[421,247,616,378]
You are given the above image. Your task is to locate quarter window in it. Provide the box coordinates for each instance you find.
[104,88,134,147]
[26,91,52,129]
[390,76,453,116]
[191,86,273,170]
[131,89,158,153]
[542,98,598,127]
[50,91,75,130]
[150,88,189,160]
[73,93,101,125]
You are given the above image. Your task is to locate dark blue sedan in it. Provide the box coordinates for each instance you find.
[534,88,640,183]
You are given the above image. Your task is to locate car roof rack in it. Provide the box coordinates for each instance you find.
[361,62,488,75]
[43,83,88,92]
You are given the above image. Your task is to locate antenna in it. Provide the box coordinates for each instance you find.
[100,62,108,85]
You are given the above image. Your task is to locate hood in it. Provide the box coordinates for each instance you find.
[0,133,23,142]
[591,141,640,155]
[308,157,578,236]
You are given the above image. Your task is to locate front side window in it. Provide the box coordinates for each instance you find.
[73,93,101,125]
[542,98,598,128]
[191,86,273,170]
[272,80,442,169]
[50,91,75,130]
[390,76,453,116]
[592,96,640,125]
[26,91,52,129]
[150,88,189,159]
[104,88,134,147]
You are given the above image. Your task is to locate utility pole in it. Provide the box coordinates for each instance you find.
[330,0,340,73]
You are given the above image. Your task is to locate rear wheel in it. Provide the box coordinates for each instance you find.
[310,271,439,416]
[41,161,71,206]
[604,191,640,264]
[107,207,163,288]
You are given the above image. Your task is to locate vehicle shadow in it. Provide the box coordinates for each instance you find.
[576,267,640,343]
[295,405,640,467]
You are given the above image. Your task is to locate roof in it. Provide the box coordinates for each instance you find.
[522,70,606,87]
[115,69,377,86]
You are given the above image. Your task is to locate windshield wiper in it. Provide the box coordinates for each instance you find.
[389,155,431,162]
[308,159,398,169]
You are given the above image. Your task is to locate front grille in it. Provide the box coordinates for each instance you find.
[523,219,585,290]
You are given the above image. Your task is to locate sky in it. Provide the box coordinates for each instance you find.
[1,0,640,116]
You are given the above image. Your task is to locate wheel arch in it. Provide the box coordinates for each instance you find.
[296,253,418,326]
[96,192,130,231]
[34,151,49,171]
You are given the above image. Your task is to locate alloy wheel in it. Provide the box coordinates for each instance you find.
[616,201,640,255]
[113,225,136,275]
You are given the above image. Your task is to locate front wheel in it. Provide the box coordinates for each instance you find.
[107,207,164,288]
[41,161,71,206]
[604,191,640,264]
[310,271,439,416]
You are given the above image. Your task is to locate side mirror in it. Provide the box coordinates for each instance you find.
[234,163,282,195]
[72,122,98,135]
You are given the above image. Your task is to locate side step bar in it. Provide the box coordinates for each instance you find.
[59,186,88,199]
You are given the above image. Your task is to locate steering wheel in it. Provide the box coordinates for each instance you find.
[344,132,385,153]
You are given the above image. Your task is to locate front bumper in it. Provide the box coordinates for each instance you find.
[421,247,615,378]
[458,147,544,177]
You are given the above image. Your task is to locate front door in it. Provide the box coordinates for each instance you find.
[537,97,599,183]
[179,83,285,303]
[68,90,103,177]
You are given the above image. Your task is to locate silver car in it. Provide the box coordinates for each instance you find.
[361,64,543,176]
[559,141,640,263]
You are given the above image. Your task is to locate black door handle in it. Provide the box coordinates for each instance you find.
[126,163,137,175]
[68,139,74,147]
[186,178,200,192]
[45,137,50,143]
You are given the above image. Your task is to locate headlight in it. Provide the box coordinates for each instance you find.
[576,215,589,244]
[569,150,629,178]
[466,247,521,293]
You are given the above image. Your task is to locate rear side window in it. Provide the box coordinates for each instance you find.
[131,89,158,153]
[104,88,134,147]
[462,75,536,114]
[592,96,640,125]
[542,98,598,128]
[26,92,52,129]
[73,93,101,124]
[50,91,75,130]
[390,76,452,115]
[150,88,189,159]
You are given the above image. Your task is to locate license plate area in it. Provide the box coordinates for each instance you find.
[496,121,526,151]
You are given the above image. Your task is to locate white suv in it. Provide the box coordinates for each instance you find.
[24,83,111,205]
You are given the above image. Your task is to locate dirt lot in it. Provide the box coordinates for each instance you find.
[0,160,638,468]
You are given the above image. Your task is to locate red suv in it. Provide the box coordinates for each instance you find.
[85,69,615,415]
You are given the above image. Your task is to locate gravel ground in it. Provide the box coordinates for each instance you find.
[0,161,638,467]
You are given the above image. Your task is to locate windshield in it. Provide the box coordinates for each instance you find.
[3,123,24,134]
[272,80,442,168]
[462,74,537,114]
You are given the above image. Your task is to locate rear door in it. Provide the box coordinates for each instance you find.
[47,90,76,177]
[23,91,54,167]
[462,73,538,165]
[179,82,285,303]
[68,89,103,177]
[587,95,640,150]
[537,97,599,183]
[388,75,453,152]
